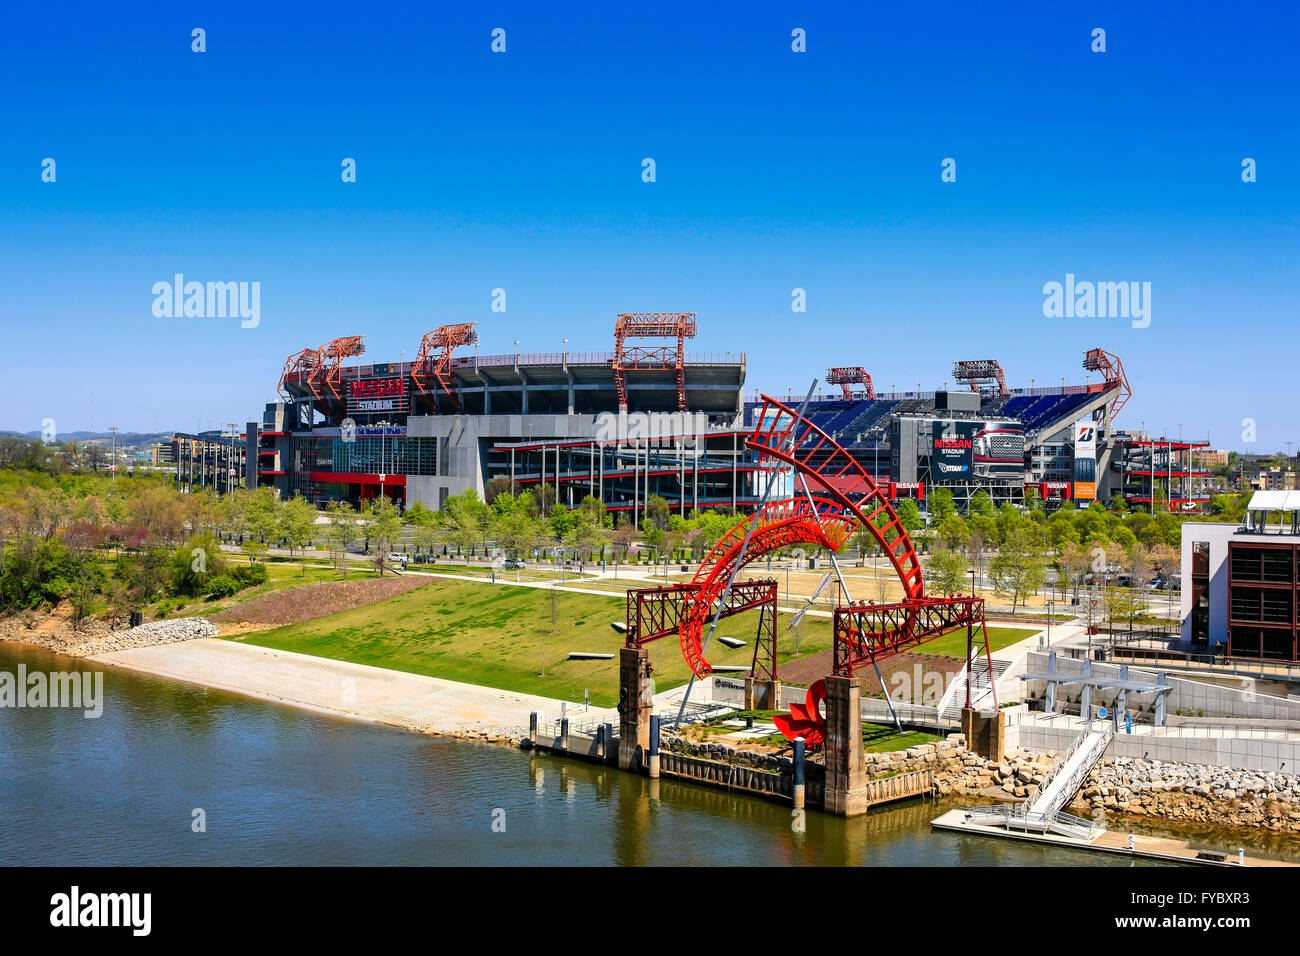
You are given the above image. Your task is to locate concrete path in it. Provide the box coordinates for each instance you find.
[90,637,608,738]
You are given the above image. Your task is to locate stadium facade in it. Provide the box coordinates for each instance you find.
[171,315,1200,516]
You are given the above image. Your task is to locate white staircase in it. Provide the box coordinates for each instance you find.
[938,657,1013,720]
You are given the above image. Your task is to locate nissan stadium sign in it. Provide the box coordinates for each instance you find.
[347,377,408,415]
[932,421,978,477]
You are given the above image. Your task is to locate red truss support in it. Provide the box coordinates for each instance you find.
[278,346,322,401]
[611,312,698,412]
[317,335,367,405]
[413,323,479,412]
[625,579,780,680]
[832,596,984,677]
[1083,347,1131,422]
[826,367,876,400]
[952,359,1009,398]
[625,579,775,643]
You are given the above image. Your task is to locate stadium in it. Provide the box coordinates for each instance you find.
[170,313,1211,516]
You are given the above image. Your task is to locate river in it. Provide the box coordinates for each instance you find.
[1,642,1294,866]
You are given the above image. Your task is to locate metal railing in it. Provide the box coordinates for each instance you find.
[1019,720,1111,815]
[964,804,1102,840]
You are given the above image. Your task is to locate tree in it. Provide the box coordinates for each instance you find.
[444,489,487,556]
[412,520,440,560]
[565,512,606,571]
[936,514,970,551]
[927,548,967,597]
[278,496,318,572]
[968,490,995,517]
[492,508,542,559]
[1058,540,1090,602]
[246,490,280,547]
[644,494,670,532]
[220,489,250,544]
[896,498,923,532]
[610,518,641,563]
[366,497,404,575]
[324,500,359,576]
[988,526,1047,612]
[851,525,878,566]
[1149,543,1180,613]
[929,487,957,523]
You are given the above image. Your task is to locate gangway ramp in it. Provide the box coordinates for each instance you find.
[964,720,1113,838]
[1029,722,1113,819]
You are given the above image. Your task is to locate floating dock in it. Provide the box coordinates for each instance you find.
[931,808,1296,867]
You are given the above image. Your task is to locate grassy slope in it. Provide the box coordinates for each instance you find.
[228,578,843,708]
[223,577,1039,708]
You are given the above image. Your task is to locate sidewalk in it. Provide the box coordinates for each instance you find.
[90,637,605,738]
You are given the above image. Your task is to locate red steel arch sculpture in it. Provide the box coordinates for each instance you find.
[625,393,995,747]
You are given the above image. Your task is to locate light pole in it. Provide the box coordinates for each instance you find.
[514,339,520,365]
[109,425,118,480]
[561,337,568,365]
[1046,599,1055,647]
[228,422,238,491]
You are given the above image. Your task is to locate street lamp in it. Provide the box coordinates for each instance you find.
[561,337,568,365]
[109,425,118,480]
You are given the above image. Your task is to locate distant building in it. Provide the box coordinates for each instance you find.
[1181,491,1300,662]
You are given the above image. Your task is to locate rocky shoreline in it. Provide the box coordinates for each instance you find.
[1,614,219,658]
[654,730,1300,834]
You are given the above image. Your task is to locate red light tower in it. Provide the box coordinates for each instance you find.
[826,367,876,399]
[1083,347,1131,423]
[612,313,697,411]
[952,359,1009,398]
[412,323,479,412]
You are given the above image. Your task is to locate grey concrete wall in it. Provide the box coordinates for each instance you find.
[405,412,606,509]
[1015,719,1300,774]
[1025,651,1300,721]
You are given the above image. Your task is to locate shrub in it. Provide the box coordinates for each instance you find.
[230,563,268,587]
[204,576,241,600]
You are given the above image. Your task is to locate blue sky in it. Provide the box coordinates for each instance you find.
[1,2,1296,450]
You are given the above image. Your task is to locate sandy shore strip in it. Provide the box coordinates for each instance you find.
[89,637,615,742]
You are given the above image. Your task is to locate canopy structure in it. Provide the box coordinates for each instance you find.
[1243,490,1300,534]
[1021,652,1171,726]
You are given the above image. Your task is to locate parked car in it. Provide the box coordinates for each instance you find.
[387,552,408,565]
[503,558,526,570]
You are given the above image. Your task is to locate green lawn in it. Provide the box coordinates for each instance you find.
[861,722,941,752]
[219,576,1036,709]
[226,578,839,708]
[919,625,1036,659]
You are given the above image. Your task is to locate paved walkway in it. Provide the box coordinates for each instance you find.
[90,638,608,737]
[88,636,712,739]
